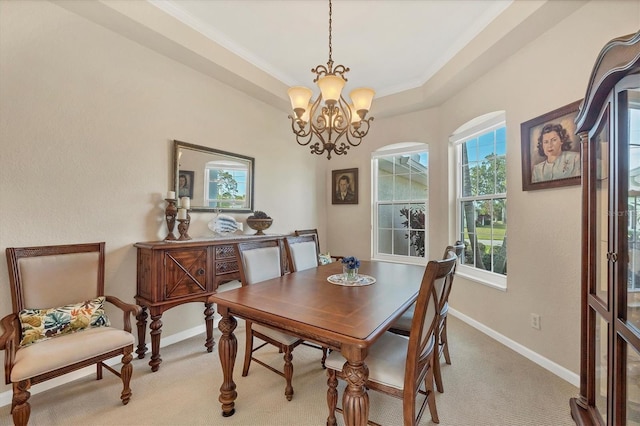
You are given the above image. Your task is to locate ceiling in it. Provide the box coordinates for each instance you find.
[149,0,513,98]
[56,0,587,117]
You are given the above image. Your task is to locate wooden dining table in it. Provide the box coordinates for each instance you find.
[210,259,427,426]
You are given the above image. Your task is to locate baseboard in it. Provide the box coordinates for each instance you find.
[448,307,580,387]
[0,323,207,408]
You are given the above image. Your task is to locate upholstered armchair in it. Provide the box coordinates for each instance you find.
[0,242,140,426]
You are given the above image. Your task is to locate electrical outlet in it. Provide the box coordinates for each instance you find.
[530,313,541,330]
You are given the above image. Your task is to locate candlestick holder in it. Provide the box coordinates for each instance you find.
[164,198,178,241]
[177,211,192,241]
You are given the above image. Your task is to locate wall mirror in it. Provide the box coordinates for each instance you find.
[173,140,254,213]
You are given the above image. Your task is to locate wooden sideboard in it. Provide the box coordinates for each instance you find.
[134,235,277,371]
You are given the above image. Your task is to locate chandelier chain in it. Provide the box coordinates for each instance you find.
[328,0,333,64]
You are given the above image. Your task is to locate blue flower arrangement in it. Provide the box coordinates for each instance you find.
[341,256,361,270]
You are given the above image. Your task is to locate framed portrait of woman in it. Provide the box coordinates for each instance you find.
[520,100,582,191]
[178,170,194,199]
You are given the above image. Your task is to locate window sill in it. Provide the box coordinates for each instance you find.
[457,265,507,291]
[371,255,428,266]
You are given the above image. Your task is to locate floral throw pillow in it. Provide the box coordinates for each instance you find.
[18,296,110,347]
[318,252,333,265]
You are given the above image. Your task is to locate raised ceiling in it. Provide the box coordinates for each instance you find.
[57,0,588,117]
[149,0,512,98]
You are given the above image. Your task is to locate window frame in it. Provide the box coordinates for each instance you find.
[371,143,429,266]
[451,113,507,290]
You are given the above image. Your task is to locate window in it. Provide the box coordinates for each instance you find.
[451,112,507,289]
[372,143,429,264]
[204,160,249,209]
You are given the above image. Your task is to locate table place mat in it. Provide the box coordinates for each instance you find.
[327,274,376,286]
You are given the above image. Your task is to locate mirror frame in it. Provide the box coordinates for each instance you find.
[173,140,255,213]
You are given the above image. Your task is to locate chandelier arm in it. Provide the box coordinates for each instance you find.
[349,117,373,141]
[288,116,313,144]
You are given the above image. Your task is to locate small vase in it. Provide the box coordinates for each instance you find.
[343,265,358,283]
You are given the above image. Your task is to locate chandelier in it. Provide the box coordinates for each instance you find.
[287,0,375,160]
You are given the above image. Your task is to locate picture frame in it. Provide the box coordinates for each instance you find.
[178,170,194,199]
[520,99,582,191]
[332,168,358,205]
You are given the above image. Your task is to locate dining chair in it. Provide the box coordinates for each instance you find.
[0,242,140,426]
[283,234,329,367]
[325,250,458,426]
[235,238,303,401]
[388,241,464,393]
[294,229,343,264]
[284,234,320,272]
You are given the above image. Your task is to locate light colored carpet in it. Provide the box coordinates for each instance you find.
[0,316,578,425]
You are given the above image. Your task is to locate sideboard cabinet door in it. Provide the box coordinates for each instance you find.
[163,248,211,299]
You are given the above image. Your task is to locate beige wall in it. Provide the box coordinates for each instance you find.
[0,0,325,396]
[1,0,639,401]
[327,0,639,376]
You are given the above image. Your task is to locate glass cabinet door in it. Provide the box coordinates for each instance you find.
[625,86,640,331]
[590,100,612,424]
[594,107,611,308]
[622,82,640,425]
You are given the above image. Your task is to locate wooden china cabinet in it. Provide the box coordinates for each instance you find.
[571,31,640,425]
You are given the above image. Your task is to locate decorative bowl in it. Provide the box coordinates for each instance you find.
[246,218,273,235]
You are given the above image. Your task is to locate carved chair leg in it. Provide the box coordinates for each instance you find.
[97,362,103,380]
[120,349,134,405]
[12,380,31,426]
[321,347,328,369]
[242,324,253,377]
[326,369,338,426]
[283,346,294,401]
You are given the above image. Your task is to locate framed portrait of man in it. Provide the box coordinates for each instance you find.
[332,168,358,205]
[521,100,582,191]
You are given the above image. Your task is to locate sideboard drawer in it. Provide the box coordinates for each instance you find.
[215,245,236,260]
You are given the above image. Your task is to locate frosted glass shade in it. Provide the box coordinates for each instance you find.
[317,75,346,103]
[288,86,313,110]
[350,87,375,114]
[301,102,313,122]
[348,104,360,123]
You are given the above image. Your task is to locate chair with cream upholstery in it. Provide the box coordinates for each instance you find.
[388,241,464,393]
[285,234,320,272]
[325,250,458,426]
[294,229,343,264]
[0,242,140,426]
[284,234,329,366]
[235,238,304,401]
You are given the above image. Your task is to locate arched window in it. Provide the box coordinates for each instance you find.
[372,142,429,264]
[451,111,507,290]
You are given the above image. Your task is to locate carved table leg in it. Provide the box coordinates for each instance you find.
[217,310,238,417]
[135,306,148,359]
[341,358,369,426]
[204,302,215,353]
[149,311,163,372]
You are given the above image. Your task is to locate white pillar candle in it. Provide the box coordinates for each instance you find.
[167,191,176,199]
[177,208,187,220]
[181,197,190,210]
